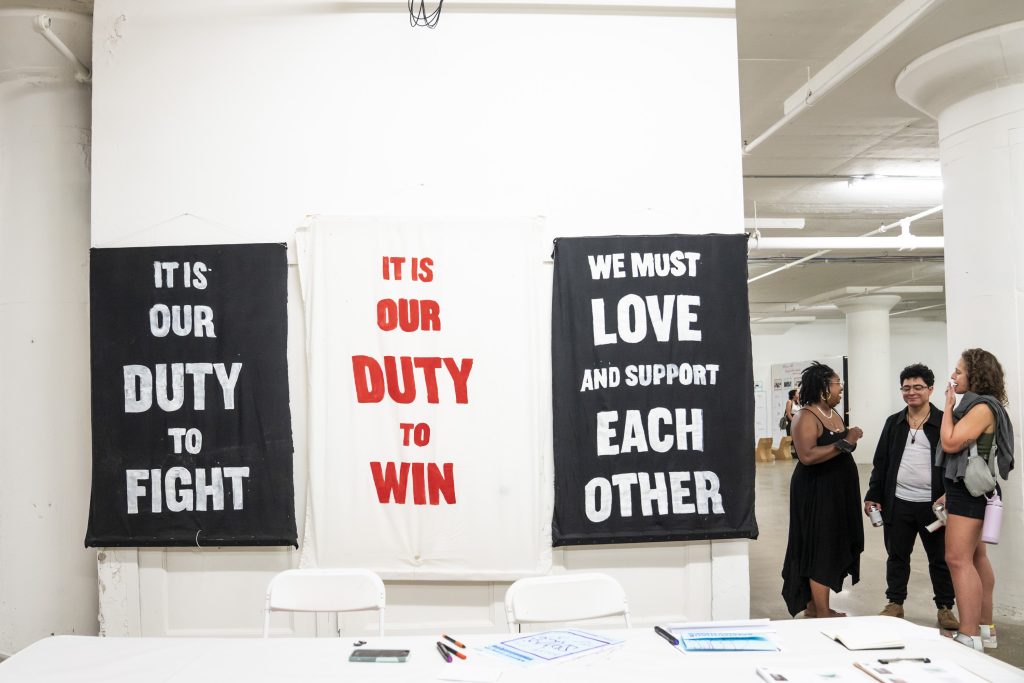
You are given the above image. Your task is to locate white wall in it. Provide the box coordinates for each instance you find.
[752,319,950,460]
[88,0,749,637]
[0,9,96,656]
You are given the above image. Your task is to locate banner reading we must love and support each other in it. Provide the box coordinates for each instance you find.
[551,234,758,545]
[298,217,550,579]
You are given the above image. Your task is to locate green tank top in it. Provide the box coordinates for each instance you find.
[976,432,995,457]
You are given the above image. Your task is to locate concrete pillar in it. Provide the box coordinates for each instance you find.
[0,8,95,654]
[839,295,900,465]
[896,20,1024,619]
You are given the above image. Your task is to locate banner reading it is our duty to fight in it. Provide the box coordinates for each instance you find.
[86,243,296,547]
[551,234,758,545]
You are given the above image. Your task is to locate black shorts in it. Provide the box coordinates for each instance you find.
[944,477,999,520]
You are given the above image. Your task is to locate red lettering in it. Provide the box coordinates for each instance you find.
[370,461,456,505]
[418,257,433,282]
[370,461,410,503]
[413,357,442,403]
[444,357,473,404]
[351,356,472,404]
[412,462,426,504]
[352,355,384,403]
[384,356,416,403]
[427,462,456,504]
[376,298,441,332]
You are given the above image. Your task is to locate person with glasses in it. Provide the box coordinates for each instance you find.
[863,363,958,631]
[782,362,864,619]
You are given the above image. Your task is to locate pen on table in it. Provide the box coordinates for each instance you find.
[442,634,466,649]
[441,642,468,660]
[654,625,679,646]
[877,657,930,664]
[436,641,453,663]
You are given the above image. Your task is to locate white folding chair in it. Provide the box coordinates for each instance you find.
[504,572,631,632]
[262,568,386,637]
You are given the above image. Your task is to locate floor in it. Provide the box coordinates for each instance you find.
[750,458,1024,669]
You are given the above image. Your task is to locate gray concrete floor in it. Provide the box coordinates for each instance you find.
[750,458,1024,669]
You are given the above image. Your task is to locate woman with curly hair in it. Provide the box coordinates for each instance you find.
[781,362,865,618]
[937,349,1014,650]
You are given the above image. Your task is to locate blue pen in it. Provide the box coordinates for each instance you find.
[654,625,679,646]
[436,641,453,663]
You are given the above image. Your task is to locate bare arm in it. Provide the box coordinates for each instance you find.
[785,400,794,419]
[940,384,994,452]
[792,411,837,465]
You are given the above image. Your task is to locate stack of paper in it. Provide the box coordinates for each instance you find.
[671,619,779,652]
[755,665,865,682]
[821,629,904,651]
[854,659,987,682]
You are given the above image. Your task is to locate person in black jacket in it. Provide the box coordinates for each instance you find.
[864,363,958,630]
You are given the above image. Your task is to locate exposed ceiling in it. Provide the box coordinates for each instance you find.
[737,0,1024,331]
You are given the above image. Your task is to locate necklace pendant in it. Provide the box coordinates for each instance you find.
[911,435,916,444]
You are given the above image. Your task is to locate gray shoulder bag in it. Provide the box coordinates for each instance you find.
[963,441,998,497]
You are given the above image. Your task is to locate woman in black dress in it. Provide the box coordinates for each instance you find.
[782,362,865,618]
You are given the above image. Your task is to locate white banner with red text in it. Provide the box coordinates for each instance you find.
[296,216,551,579]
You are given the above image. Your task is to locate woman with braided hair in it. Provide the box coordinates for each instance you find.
[781,362,865,618]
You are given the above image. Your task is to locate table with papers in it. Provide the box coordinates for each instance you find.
[0,616,1021,682]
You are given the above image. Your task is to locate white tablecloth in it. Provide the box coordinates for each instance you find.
[0,616,1021,682]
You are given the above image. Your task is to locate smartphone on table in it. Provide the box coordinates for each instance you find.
[349,648,410,663]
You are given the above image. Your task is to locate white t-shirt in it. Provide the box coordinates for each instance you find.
[895,430,933,502]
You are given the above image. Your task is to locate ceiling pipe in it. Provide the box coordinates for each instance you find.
[750,235,943,250]
[747,205,942,283]
[742,0,946,154]
[32,14,91,84]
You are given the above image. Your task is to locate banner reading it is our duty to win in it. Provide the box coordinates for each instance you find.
[298,217,550,579]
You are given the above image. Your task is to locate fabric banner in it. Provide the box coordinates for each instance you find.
[298,217,550,579]
[86,244,296,547]
[551,234,758,545]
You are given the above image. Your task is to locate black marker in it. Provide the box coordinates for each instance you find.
[436,641,452,663]
[878,657,930,664]
[654,625,679,646]
[442,642,468,660]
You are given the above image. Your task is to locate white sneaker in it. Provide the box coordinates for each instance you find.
[980,624,997,650]
[952,632,983,652]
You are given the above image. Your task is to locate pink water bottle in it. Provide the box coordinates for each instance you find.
[982,493,1003,545]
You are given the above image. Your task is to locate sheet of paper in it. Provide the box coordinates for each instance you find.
[682,636,779,652]
[482,629,623,665]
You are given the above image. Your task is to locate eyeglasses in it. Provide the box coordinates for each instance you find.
[829,381,844,387]
[899,384,930,393]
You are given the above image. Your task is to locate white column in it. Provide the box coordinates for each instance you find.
[896,20,1024,619]
[0,9,95,654]
[839,295,900,465]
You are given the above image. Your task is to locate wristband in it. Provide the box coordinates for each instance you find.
[836,439,857,454]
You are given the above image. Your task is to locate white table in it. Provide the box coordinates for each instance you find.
[0,617,1021,682]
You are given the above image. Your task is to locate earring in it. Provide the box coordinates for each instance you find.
[821,392,829,402]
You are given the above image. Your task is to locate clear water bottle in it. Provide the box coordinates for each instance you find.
[982,493,1002,545]
[868,504,883,527]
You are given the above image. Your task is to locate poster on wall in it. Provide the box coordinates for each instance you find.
[85,244,297,547]
[297,216,550,579]
[770,357,847,440]
[551,234,758,545]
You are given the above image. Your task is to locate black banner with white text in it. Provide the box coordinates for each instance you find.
[86,243,296,547]
[551,234,758,545]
